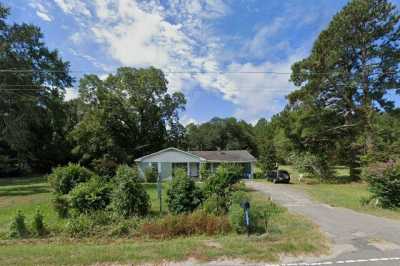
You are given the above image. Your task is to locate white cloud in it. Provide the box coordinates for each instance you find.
[55,0,308,121]
[29,1,53,21]
[54,0,92,17]
[181,115,199,126]
[65,87,79,101]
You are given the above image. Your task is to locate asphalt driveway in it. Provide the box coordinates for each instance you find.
[246,181,400,266]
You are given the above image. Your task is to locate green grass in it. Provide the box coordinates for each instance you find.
[0,176,327,265]
[273,165,400,220]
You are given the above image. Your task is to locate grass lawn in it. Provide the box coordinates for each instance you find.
[0,176,328,265]
[275,165,400,220]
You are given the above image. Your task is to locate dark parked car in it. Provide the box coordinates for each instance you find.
[265,170,290,183]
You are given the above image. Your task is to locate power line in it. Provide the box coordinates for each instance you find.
[0,68,397,75]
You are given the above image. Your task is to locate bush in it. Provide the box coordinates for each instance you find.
[48,163,94,194]
[199,163,210,180]
[253,172,264,179]
[203,164,242,198]
[111,165,150,217]
[144,167,158,183]
[140,210,231,239]
[53,195,69,218]
[66,214,93,238]
[69,176,112,214]
[9,210,28,238]
[230,190,250,205]
[32,209,46,236]
[167,168,203,214]
[363,161,400,208]
[202,194,227,215]
[229,201,282,234]
[91,157,118,179]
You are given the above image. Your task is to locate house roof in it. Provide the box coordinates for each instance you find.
[134,147,257,163]
[189,150,256,162]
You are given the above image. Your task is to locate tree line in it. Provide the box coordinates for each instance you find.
[1,0,400,180]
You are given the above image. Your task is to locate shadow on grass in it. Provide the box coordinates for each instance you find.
[0,184,51,197]
[0,176,47,187]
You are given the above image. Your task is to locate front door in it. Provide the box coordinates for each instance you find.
[190,162,199,177]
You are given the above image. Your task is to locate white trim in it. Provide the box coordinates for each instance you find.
[134,147,206,162]
[204,160,257,163]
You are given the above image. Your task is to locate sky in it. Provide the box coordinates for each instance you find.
[3,0,400,125]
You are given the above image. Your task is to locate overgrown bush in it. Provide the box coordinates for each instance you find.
[203,164,242,198]
[111,165,150,217]
[202,194,227,215]
[202,164,243,213]
[69,176,112,214]
[32,209,46,236]
[199,163,210,179]
[140,210,231,239]
[363,161,400,208]
[53,195,69,218]
[167,168,203,214]
[48,163,94,194]
[66,214,93,238]
[9,210,28,238]
[229,201,282,234]
[144,167,158,183]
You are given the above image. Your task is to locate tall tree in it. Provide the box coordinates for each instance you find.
[71,67,186,166]
[289,0,400,178]
[0,4,73,173]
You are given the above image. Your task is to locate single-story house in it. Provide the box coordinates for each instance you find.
[135,147,257,180]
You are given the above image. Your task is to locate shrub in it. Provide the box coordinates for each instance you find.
[32,209,46,236]
[253,172,264,179]
[202,194,227,215]
[167,168,203,214]
[48,163,94,194]
[199,163,210,180]
[363,161,400,208]
[203,164,242,198]
[69,176,112,214]
[144,167,158,183]
[91,157,118,179]
[66,214,93,238]
[229,201,282,234]
[53,195,69,218]
[9,210,28,238]
[230,190,250,206]
[140,210,231,239]
[111,165,151,217]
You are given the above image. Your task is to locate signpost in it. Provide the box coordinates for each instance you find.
[157,174,162,214]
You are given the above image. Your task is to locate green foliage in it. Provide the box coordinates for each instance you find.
[291,152,334,180]
[288,0,400,179]
[203,164,242,198]
[230,190,251,206]
[48,164,94,195]
[0,4,74,174]
[91,157,118,179]
[185,117,257,156]
[167,168,203,214]
[140,210,231,239]
[229,201,282,234]
[144,167,158,183]
[53,195,69,218]
[199,163,210,180]
[9,210,28,238]
[69,176,112,214]
[363,161,400,208]
[66,214,93,238]
[111,165,150,217]
[32,209,46,236]
[202,194,227,216]
[258,141,278,173]
[70,67,186,168]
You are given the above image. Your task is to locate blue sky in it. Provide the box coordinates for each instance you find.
[3,0,400,124]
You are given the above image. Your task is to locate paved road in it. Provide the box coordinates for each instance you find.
[246,181,400,266]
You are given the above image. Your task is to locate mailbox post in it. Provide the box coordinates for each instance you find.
[241,201,250,236]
